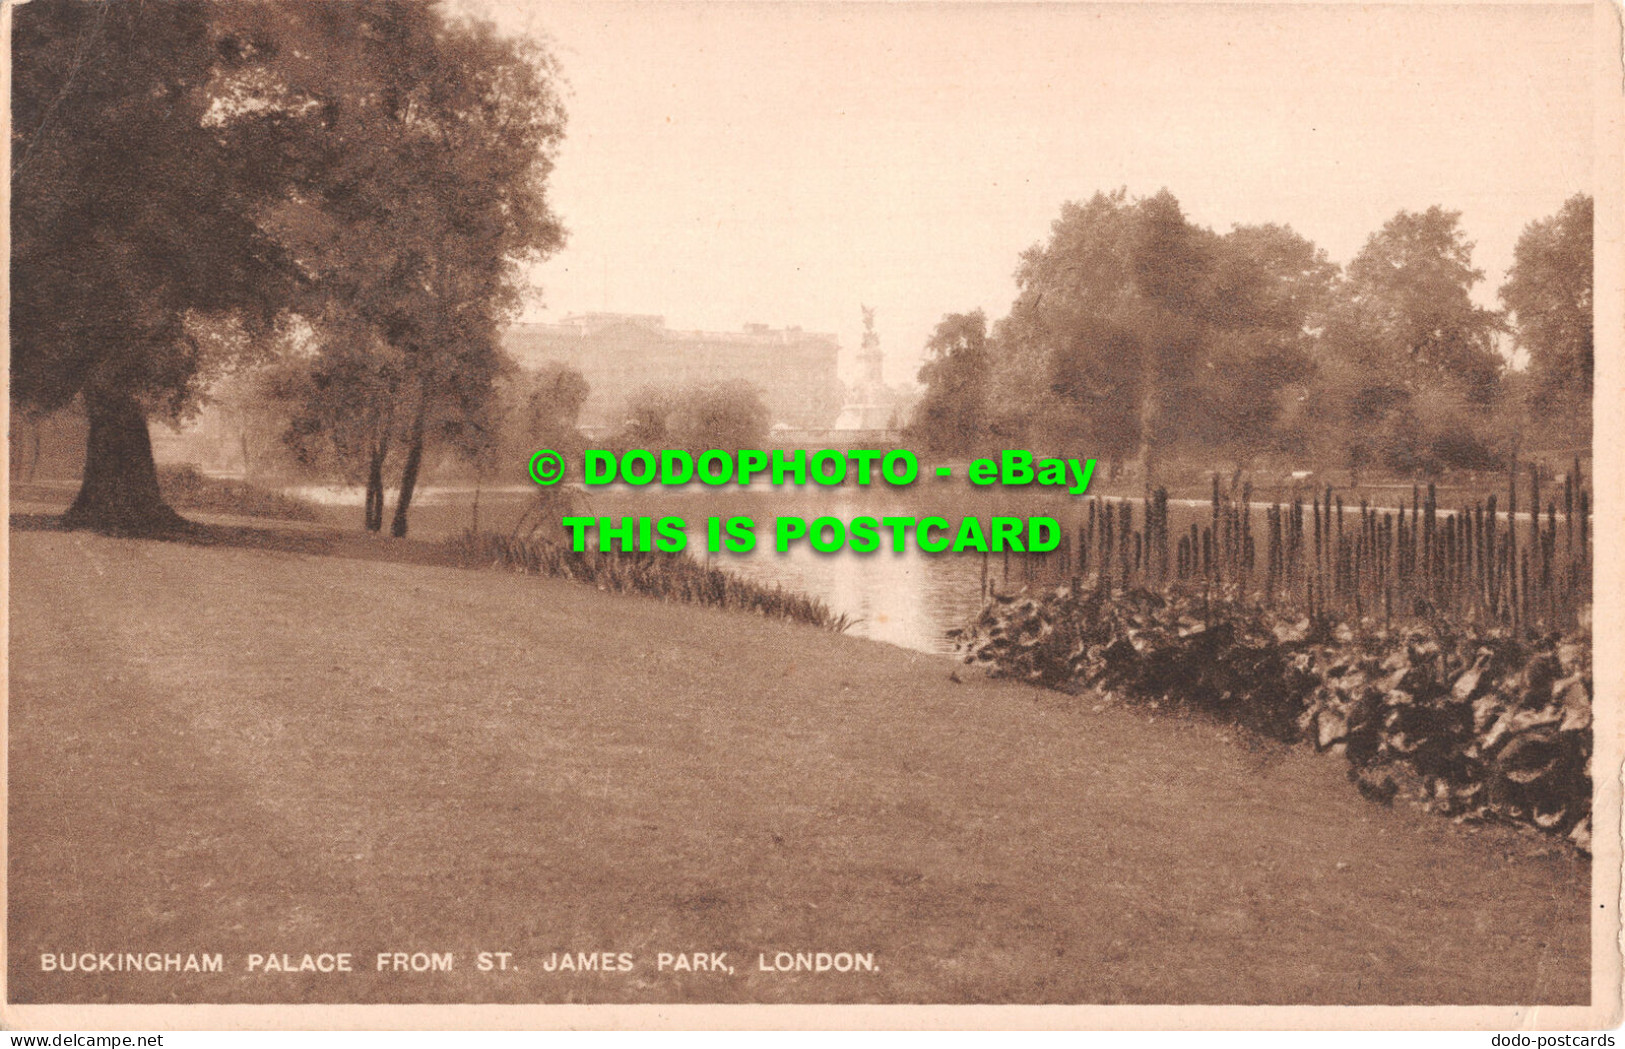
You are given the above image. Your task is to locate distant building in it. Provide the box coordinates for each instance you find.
[504,313,844,432]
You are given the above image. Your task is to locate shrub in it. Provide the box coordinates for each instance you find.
[446,528,856,633]
[952,581,1592,850]
[157,465,322,522]
[617,380,770,453]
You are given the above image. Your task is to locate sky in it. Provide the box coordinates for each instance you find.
[455,1,1595,386]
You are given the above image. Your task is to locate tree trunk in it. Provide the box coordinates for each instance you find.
[27,416,41,482]
[63,389,186,535]
[390,412,426,538]
[364,440,388,532]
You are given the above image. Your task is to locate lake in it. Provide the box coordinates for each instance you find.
[290,479,1119,653]
[289,472,1587,653]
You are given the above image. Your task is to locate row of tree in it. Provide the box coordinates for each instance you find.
[199,361,778,488]
[13,0,1592,529]
[907,190,1592,482]
[13,0,566,534]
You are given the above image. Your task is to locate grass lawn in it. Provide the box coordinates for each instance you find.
[7,523,1589,1005]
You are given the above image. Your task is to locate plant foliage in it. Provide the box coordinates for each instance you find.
[953,582,1591,850]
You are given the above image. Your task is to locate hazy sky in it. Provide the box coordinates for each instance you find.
[458,1,1594,385]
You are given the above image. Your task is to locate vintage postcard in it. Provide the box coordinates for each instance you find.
[4,0,1621,1032]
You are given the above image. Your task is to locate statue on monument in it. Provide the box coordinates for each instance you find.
[836,304,901,431]
[856,304,884,387]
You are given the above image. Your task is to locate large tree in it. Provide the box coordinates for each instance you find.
[495,362,590,477]
[1313,206,1507,478]
[1342,205,1505,402]
[1199,223,1336,464]
[12,1,565,537]
[12,0,301,532]
[907,310,993,455]
[619,381,770,454]
[1501,194,1593,422]
[995,188,1150,469]
[995,189,1334,475]
[251,3,567,536]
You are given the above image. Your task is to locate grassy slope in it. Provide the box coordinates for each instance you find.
[8,528,1588,1005]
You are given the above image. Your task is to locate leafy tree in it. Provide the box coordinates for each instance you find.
[1199,223,1335,465]
[260,4,567,536]
[1042,317,1145,466]
[473,363,590,482]
[668,381,772,453]
[12,0,300,532]
[619,381,770,453]
[907,311,993,455]
[1313,207,1507,479]
[995,190,1335,475]
[1343,206,1505,402]
[1501,194,1593,420]
[1211,223,1339,334]
[512,363,591,456]
[13,1,566,538]
[268,314,407,516]
[996,189,1149,472]
[618,386,676,448]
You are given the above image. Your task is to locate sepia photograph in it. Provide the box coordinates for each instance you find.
[5,0,1621,1031]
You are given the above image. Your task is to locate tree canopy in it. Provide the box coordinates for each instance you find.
[980,188,1335,476]
[12,0,303,529]
[1342,206,1505,403]
[619,382,771,454]
[11,0,567,535]
[907,310,993,455]
[911,189,1580,482]
[1501,194,1593,416]
[257,3,567,535]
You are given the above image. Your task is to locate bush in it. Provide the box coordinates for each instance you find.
[617,380,770,453]
[952,582,1592,850]
[157,465,322,522]
[1427,424,1502,472]
[447,528,856,633]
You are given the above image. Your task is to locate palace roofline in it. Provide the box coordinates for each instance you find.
[508,313,839,347]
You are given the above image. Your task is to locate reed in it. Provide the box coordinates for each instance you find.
[997,461,1591,635]
[447,529,857,632]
